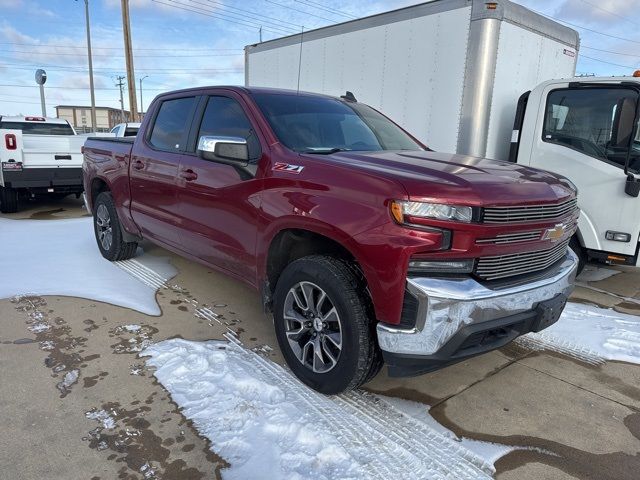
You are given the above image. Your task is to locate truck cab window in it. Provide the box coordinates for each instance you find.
[543,88,638,171]
[149,97,196,151]
[197,96,261,162]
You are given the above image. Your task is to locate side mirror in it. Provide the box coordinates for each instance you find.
[197,136,249,166]
[626,174,640,197]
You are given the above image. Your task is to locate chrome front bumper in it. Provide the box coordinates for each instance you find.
[377,250,578,356]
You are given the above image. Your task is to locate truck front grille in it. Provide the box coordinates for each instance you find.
[474,239,570,281]
[482,198,577,224]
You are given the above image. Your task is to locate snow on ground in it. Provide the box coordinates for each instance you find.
[0,217,175,315]
[143,337,513,480]
[518,302,640,365]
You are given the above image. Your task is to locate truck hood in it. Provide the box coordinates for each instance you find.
[315,150,574,206]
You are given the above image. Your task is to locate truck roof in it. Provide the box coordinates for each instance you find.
[245,0,578,54]
[0,115,70,124]
[154,85,340,100]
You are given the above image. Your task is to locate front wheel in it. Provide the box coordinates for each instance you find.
[93,192,138,261]
[273,255,382,394]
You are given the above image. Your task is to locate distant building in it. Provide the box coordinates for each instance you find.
[55,105,131,133]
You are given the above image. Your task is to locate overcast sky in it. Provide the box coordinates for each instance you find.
[1,0,639,116]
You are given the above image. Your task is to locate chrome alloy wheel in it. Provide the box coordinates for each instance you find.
[283,281,343,373]
[95,203,113,251]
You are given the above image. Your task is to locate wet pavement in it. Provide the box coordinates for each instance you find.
[1,197,639,479]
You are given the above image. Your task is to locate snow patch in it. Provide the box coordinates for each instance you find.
[143,338,514,480]
[86,409,117,430]
[519,302,640,365]
[0,217,176,315]
[56,369,79,394]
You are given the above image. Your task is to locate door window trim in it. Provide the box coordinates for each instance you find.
[187,93,263,162]
[541,85,640,172]
[144,94,200,154]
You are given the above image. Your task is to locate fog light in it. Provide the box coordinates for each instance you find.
[605,231,631,243]
[408,259,474,275]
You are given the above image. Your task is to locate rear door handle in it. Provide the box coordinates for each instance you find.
[179,169,198,181]
[132,159,144,170]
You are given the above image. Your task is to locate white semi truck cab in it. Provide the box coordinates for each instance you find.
[511,77,640,269]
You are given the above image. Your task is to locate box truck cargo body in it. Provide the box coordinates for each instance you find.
[245,0,579,162]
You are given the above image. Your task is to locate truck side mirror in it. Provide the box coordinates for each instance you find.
[197,136,249,166]
[611,97,636,149]
[626,174,640,197]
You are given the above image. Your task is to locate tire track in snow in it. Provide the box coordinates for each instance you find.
[115,259,168,290]
[515,335,604,366]
[222,332,494,479]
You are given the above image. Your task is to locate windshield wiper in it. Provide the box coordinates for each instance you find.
[302,147,349,154]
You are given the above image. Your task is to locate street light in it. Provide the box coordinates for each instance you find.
[78,0,97,132]
[139,75,149,119]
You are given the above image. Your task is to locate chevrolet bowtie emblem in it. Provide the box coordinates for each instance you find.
[542,224,567,242]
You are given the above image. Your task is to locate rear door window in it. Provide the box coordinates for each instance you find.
[149,97,197,151]
[0,122,75,135]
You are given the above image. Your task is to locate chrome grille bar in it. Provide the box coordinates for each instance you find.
[475,240,570,280]
[483,198,578,224]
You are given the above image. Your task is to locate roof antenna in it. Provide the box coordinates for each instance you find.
[341,91,357,102]
[296,26,304,94]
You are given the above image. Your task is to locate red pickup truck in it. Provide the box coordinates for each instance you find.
[83,86,579,394]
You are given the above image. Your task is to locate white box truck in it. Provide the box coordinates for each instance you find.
[246,0,640,270]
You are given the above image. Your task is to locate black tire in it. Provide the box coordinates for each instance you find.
[273,255,382,394]
[570,236,586,275]
[93,191,138,261]
[0,186,19,213]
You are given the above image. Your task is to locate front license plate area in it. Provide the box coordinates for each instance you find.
[532,294,567,332]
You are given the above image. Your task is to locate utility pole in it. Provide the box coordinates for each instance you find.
[259,26,262,42]
[139,75,148,118]
[115,75,126,123]
[83,0,97,132]
[121,0,139,121]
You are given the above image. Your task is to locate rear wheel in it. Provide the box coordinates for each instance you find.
[0,186,18,213]
[273,255,381,394]
[93,192,138,261]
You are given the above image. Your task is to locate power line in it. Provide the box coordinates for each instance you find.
[0,83,169,92]
[580,54,638,70]
[0,42,243,52]
[263,0,338,23]
[186,0,298,33]
[6,49,243,58]
[575,0,640,27]
[202,0,302,28]
[152,0,296,35]
[582,45,640,58]
[293,0,357,20]
[533,9,640,45]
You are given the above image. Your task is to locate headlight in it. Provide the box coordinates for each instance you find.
[391,200,473,224]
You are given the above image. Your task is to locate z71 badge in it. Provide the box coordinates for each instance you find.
[273,162,304,174]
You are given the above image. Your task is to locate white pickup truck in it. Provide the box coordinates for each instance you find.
[0,116,86,213]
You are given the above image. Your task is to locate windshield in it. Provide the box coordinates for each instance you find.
[0,121,75,136]
[252,92,423,153]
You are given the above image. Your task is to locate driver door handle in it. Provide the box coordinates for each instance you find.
[179,169,198,181]
[132,159,144,170]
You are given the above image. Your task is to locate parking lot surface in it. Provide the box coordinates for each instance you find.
[1,197,639,479]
